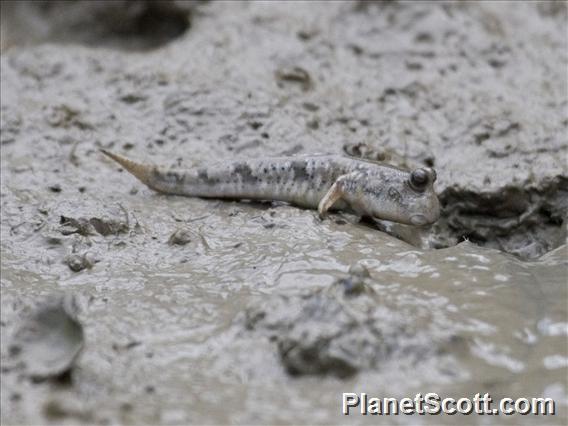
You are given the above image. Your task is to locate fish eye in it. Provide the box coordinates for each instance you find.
[409,168,429,191]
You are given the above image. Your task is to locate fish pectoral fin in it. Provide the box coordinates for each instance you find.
[318,179,347,219]
[318,172,367,219]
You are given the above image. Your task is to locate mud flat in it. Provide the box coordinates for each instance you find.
[1,1,567,425]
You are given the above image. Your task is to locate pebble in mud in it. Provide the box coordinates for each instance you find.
[335,263,372,295]
[167,228,193,246]
[64,253,94,272]
[275,66,313,91]
[48,184,62,193]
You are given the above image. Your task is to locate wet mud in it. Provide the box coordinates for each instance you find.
[435,176,568,259]
[4,295,83,382]
[1,1,567,425]
[0,1,192,51]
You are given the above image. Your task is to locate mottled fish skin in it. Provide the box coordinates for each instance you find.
[101,150,440,226]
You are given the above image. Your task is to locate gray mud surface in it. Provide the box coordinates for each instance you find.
[1,1,567,425]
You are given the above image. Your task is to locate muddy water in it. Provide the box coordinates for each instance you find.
[1,1,567,425]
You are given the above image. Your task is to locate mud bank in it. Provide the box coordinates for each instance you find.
[1,1,567,425]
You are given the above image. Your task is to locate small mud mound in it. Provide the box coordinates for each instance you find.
[4,295,84,382]
[435,176,568,260]
[0,0,192,51]
[244,265,458,378]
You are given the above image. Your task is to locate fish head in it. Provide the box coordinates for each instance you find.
[363,167,440,226]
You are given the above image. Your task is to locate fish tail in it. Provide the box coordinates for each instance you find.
[100,149,157,189]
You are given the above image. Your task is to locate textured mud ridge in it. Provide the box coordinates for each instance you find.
[435,176,568,259]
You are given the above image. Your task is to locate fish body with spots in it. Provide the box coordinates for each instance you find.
[101,150,440,226]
